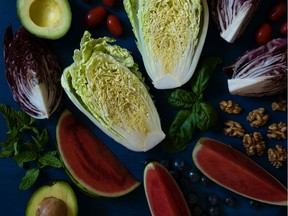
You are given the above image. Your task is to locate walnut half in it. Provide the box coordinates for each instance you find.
[247,108,269,128]
[268,145,287,168]
[267,122,287,140]
[219,100,242,114]
[243,132,266,156]
[223,120,245,137]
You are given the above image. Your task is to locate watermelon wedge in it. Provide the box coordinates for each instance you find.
[56,109,140,197]
[192,137,287,206]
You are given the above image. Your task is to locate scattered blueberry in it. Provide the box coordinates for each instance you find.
[160,159,171,168]
[186,192,199,205]
[172,159,187,171]
[191,205,203,216]
[208,194,219,206]
[249,200,260,209]
[200,175,210,186]
[208,206,220,216]
[169,169,180,180]
[187,169,201,183]
[225,196,236,207]
[179,176,189,188]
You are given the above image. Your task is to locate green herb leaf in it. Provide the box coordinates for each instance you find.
[39,153,62,168]
[162,109,197,153]
[19,168,40,190]
[13,151,37,164]
[190,56,221,96]
[168,89,196,109]
[193,102,218,131]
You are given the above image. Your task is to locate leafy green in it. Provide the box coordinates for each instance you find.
[61,31,165,152]
[124,0,209,89]
[162,56,221,153]
[0,104,62,190]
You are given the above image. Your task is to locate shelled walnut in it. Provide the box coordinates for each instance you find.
[268,145,287,168]
[243,132,266,156]
[219,100,242,114]
[267,122,287,140]
[246,108,269,128]
[271,99,287,111]
[223,120,245,137]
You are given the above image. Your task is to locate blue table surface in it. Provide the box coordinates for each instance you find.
[0,1,287,216]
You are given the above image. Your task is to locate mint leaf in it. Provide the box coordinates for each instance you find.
[13,151,37,164]
[39,153,62,168]
[19,168,40,190]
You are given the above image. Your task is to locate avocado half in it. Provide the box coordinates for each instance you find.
[25,181,78,216]
[17,0,72,40]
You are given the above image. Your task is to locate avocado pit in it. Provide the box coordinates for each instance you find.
[37,197,67,216]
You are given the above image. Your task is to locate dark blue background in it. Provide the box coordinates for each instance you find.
[0,1,287,215]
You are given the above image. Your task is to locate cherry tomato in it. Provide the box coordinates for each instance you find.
[84,6,107,28]
[268,1,287,21]
[255,23,273,45]
[106,15,123,36]
[102,0,116,8]
[280,21,288,35]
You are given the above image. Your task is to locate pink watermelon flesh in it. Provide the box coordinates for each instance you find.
[144,162,191,216]
[193,137,287,205]
[57,110,140,197]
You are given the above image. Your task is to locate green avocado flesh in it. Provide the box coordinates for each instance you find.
[56,110,140,197]
[25,181,78,216]
[17,0,72,39]
[144,162,191,216]
[192,137,288,206]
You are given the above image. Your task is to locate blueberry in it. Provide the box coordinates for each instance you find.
[208,194,219,205]
[250,200,260,209]
[160,159,171,168]
[208,206,220,216]
[191,205,203,216]
[188,169,201,183]
[179,176,189,188]
[186,192,199,205]
[169,169,180,180]
[225,196,236,207]
[172,159,187,171]
[200,175,210,186]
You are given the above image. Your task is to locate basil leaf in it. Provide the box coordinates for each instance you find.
[193,102,218,131]
[19,168,40,190]
[168,89,196,109]
[162,109,197,153]
[190,56,221,95]
[39,153,62,168]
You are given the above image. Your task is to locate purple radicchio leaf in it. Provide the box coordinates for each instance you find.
[224,38,287,97]
[211,0,262,43]
[3,26,63,119]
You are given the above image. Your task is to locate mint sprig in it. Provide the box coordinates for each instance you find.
[0,104,62,190]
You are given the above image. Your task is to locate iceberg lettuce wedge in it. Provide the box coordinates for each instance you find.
[124,0,209,89]
[61,31,165,152]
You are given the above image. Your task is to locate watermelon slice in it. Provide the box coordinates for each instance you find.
[192,137,287,206]
[144,161,191,216]
[56,109,140,197]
